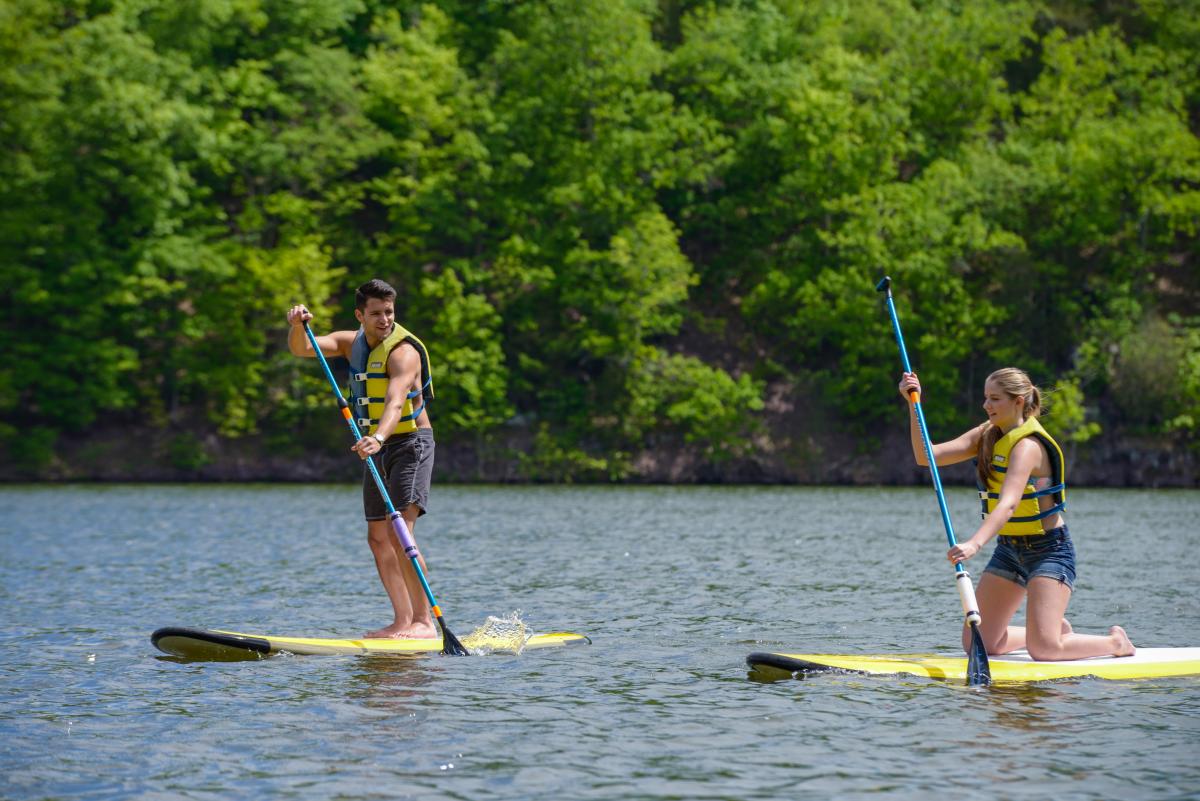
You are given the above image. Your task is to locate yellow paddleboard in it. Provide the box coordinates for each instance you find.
[153,626,590,661]
[747,648,1200,683]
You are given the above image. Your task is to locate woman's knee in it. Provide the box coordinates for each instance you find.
[1026,633,1064,661]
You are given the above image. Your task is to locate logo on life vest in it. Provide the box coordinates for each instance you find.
[370,361,383,368]
[994,454,1007,464]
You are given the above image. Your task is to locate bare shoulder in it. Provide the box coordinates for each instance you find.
[386,339,421,373]
[1010,435,1046,462]
[1007,436,1051,478]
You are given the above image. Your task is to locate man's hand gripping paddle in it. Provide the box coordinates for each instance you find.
[302,321,469,656]
[875,277,991,686]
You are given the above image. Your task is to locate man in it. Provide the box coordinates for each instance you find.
[287,279,437,639]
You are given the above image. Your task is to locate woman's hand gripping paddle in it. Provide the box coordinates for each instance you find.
[302,321,469,656]
[875,277,991,686]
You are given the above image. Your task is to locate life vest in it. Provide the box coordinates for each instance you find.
[347,323,433,437]
[977,416,1066,535]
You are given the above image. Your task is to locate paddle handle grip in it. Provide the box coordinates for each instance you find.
[389,511,421,560]
[956,571,982,626]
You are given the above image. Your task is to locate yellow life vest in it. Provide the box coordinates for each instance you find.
[977,416,1067,535]
[347,323,434,437]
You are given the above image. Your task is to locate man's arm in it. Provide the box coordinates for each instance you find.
[350,343,422,457]
[286,304,352,358]
[375,343,423,442]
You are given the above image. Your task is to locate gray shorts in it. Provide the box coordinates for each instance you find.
[363,428,435,521]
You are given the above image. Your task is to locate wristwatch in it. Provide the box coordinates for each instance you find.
[371,433,386,447]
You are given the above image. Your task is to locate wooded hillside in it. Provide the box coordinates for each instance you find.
[2,0,1197,483]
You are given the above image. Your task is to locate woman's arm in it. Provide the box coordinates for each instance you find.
[947,438,1041,563]
[899,372,983,466]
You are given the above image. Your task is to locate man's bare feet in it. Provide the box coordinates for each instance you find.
[1109,625,1136,657]
[403,623,438,640]
[364,622,405,639]
[364,622,439,640]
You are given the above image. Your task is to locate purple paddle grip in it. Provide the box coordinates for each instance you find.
[389,512,421,560]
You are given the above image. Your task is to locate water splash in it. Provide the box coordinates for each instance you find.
[460,611,530,655]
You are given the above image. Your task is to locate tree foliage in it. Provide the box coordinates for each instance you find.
[1,0,1196,477]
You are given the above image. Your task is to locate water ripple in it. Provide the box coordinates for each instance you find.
[1,484,1197,800]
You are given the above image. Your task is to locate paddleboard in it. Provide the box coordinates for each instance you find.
[747,648,1200,683]
[153,626,591,661]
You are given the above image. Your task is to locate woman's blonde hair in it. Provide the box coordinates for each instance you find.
[977,368,1043,485]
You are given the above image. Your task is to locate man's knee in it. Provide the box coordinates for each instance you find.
[366,521,392,547]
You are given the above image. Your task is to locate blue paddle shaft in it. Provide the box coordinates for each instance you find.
[877,279,989,682]
[878,290,967,573]
[301,322,442,611]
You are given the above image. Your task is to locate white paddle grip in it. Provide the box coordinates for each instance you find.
[955,571,982,626]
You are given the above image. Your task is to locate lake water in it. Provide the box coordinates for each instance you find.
[1,484,1197,800]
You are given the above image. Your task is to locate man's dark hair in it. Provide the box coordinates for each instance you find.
[355,279,397,310]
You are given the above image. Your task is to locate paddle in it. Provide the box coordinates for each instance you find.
[301,320,469,656]
[875,276,991,686]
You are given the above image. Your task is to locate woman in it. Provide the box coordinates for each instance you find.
[899,367,1135,660]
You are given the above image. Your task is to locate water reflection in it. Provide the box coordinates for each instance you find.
[967,682,1073,734]
[345,654,444,712]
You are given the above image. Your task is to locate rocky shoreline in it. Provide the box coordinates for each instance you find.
[3,424,1195,488]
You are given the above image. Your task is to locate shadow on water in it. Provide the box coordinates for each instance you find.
[154,653,268,664]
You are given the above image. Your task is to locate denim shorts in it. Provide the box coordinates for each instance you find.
[983,525,1076,590]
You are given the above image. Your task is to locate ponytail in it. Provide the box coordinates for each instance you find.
[976,423,1003,486]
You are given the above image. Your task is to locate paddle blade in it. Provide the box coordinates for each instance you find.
[966,621,992,686]
[438,617,470,656]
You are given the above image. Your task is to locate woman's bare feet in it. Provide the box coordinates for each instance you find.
[1109,625,1136,657]
[1061,618,1072,635]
